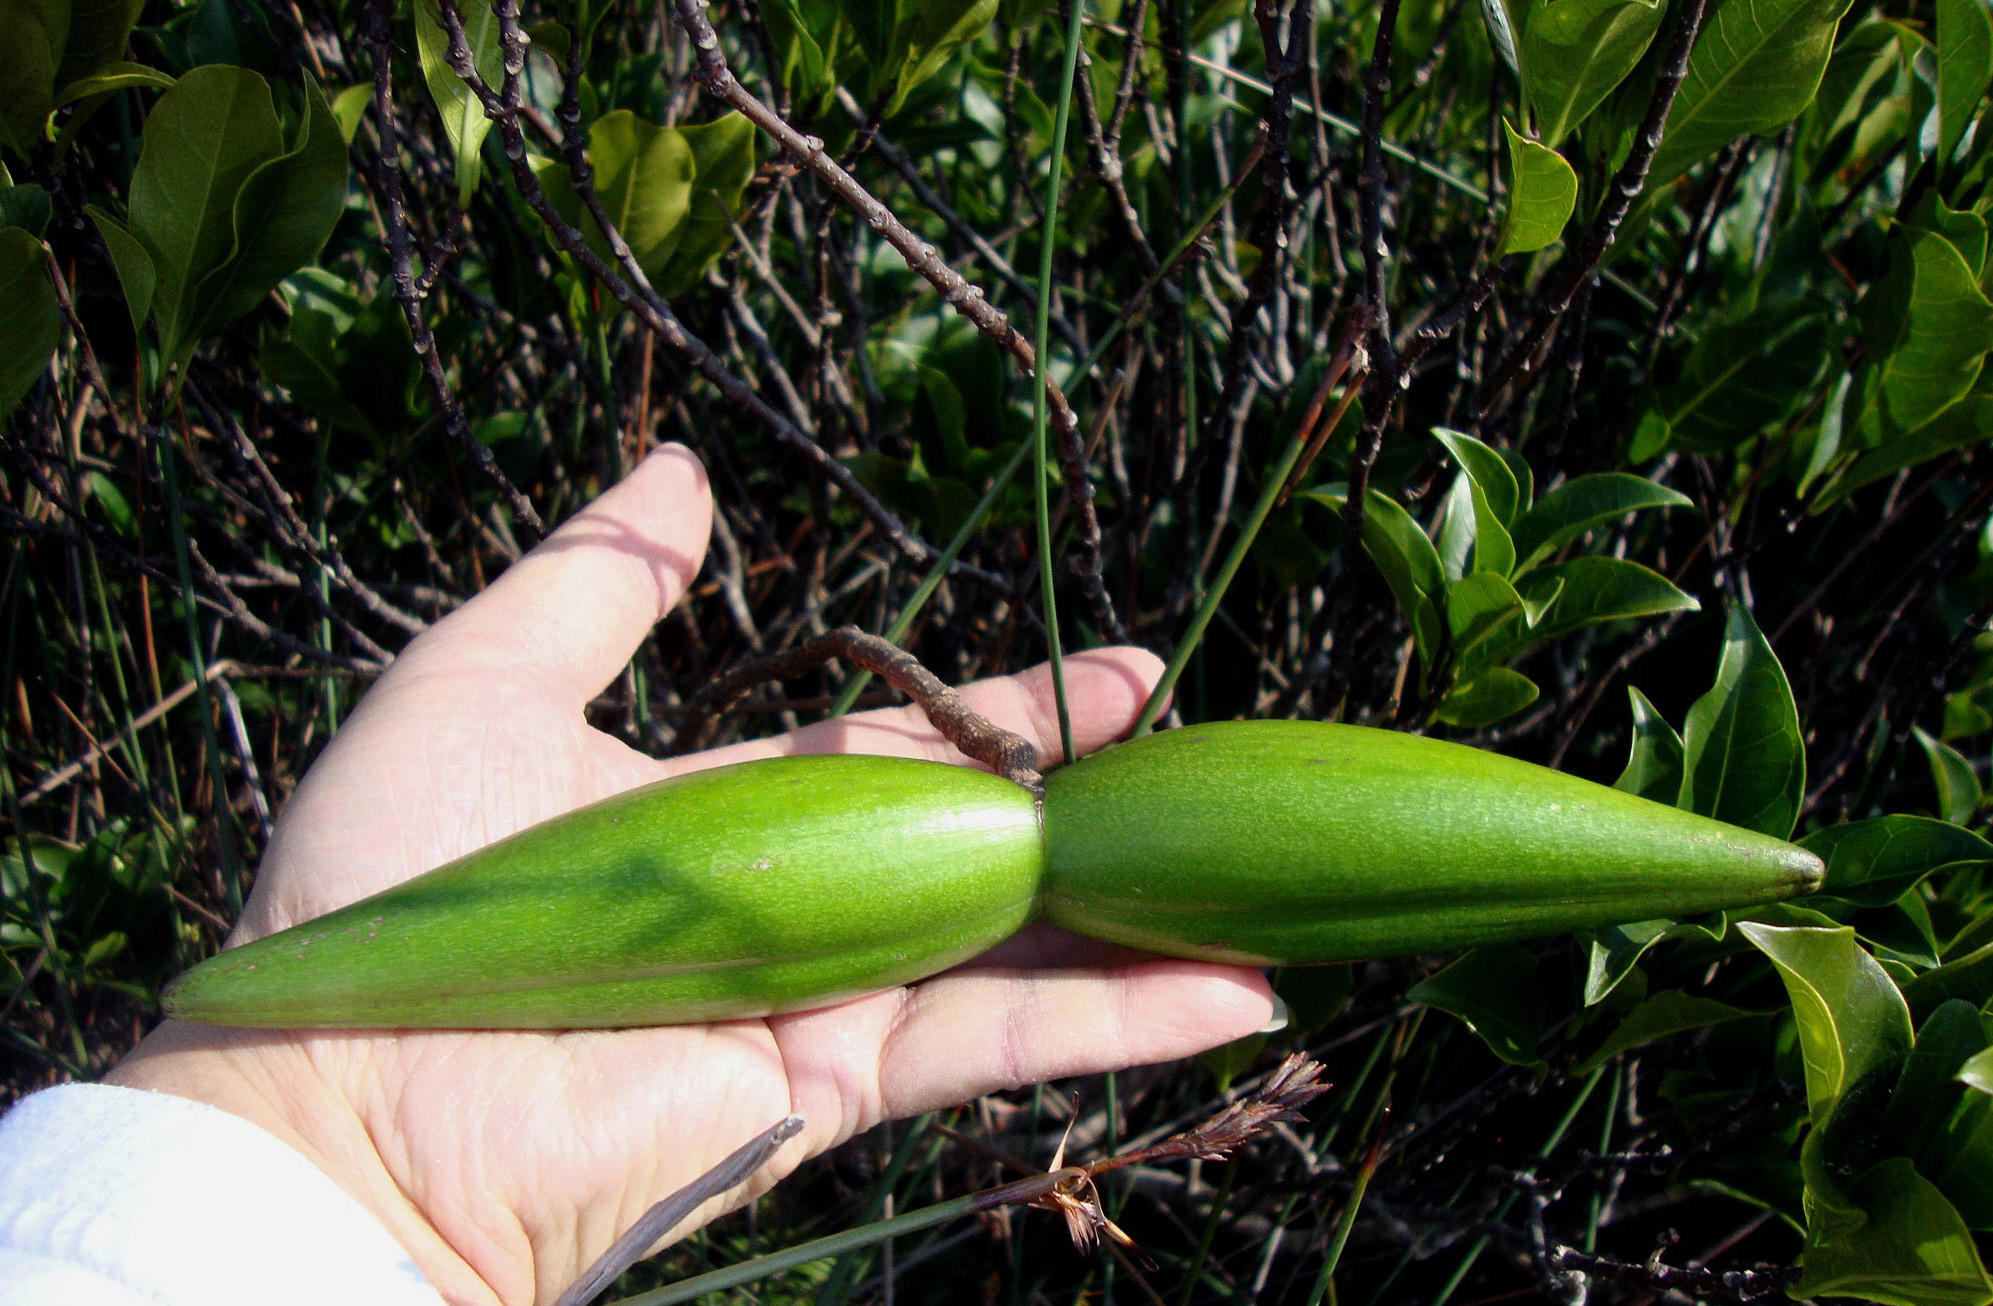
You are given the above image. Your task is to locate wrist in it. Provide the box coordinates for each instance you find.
[108,1021,500,1306]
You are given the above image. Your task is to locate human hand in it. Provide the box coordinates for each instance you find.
[108,445,1275,1306]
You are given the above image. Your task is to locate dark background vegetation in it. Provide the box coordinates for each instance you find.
[4,0,1993,1301]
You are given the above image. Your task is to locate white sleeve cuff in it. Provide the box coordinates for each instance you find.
[0,1082,447,1306]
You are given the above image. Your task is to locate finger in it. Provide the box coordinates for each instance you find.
[772,962,1275,1130]
[681,646,1165,773]
[391,445,712,708]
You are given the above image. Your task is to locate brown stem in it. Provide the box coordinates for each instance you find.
[678,628,1045,794]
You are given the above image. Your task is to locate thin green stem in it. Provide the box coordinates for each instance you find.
[1031,0,1091,766]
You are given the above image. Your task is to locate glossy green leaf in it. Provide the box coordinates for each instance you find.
[1496,119,1577,255]
[1409,943,1548,1067]
[1916,725,1986,827]
[1481,0,1522,74]
[1444,571,1526,663]
[1798,1157,1993,1306]
[1614,685,1686,803]
[1657,299,1831,452]
[0,227,60,418]
[1857,226,1993,440]
[539,110,695,281]
[0,0,64,158]
[414,0,501,209]
[1433,427,1521,525]
[756,0,833,111]
[1577,989,1759,1075]
[184,77,347,355]
[1939,1073,1993,1230]
[122,64,286,365]
[1803,815,1993,909]
[1963,1047,1993,1097]
[55,0,141,87]
[1509,472,1693,572]
[654,111,757,297]
[886,0,998,115]
[1680,603,1804,839]
[1827,387,1993,502]
[1740,921,1912,1124]
[51,59,172,109]
[1584,917,1676,1005]
[1497,554,1699,655]
[1647,0,1861,189]
[1434,666,1539,728]
[1301,485,1446,663]
[1520,0,1666,145]
[1939,0,1993,169]
[86,204,154,334]
[1882,1001,1986,1182]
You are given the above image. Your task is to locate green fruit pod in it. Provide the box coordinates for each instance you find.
[1039,720,1824,966]
[164,755,1044,1029]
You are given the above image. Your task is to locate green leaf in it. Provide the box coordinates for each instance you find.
[1508,472,1693,572]
[0,0,64,158]
[183,76,348,355]
[1434,666,1539,728]
[1856,225,1993,441]
[1679,603,1805,840]
[539,110,696,281]
[1939,1065,1993,1229]
[1882,1001,1987,1182]
[1584,917,1678,1005]
[0,182,51,236]
[86,204,154,334]
[1481,0,1522,74]
[1520,0,1666,146]
[1938,0,1993,169]
[1444,571,1526,663]
[1739,921,1913,1125]
[54,0,142,88]
[1827,386,1993,502]
[1430,430,1519,581]
[414,0,501,209]
[1497,554,1699,655]
[0,227,60,418]
[1656,299,1831,452]
[1646,0,1862,189]
[655,111,758,297]
[1432,427,1521,525]
[1409,944,1548,1067]
[1798,1157,1993,1306]
[1614,685,1685,803]
[51,59,172,108]
[1301,485,1447,664]
[1577,989,1759,1075]
[885,0,998,116]
[1916,725,1986,827]
[756,0,833,111]
[1803,815,1993,909]
[1496,119,1577,255]
[123,64,286,366]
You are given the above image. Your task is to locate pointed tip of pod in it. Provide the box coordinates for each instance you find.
[1772,841,1827,897]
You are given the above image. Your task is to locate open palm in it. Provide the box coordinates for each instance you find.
[109,445,1274,1306]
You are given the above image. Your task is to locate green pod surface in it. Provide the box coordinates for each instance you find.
[164,755,1043,1028]
[1039,720,1824,966]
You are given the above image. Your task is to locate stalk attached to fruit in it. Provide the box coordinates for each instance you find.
[165,719,1823,1029]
